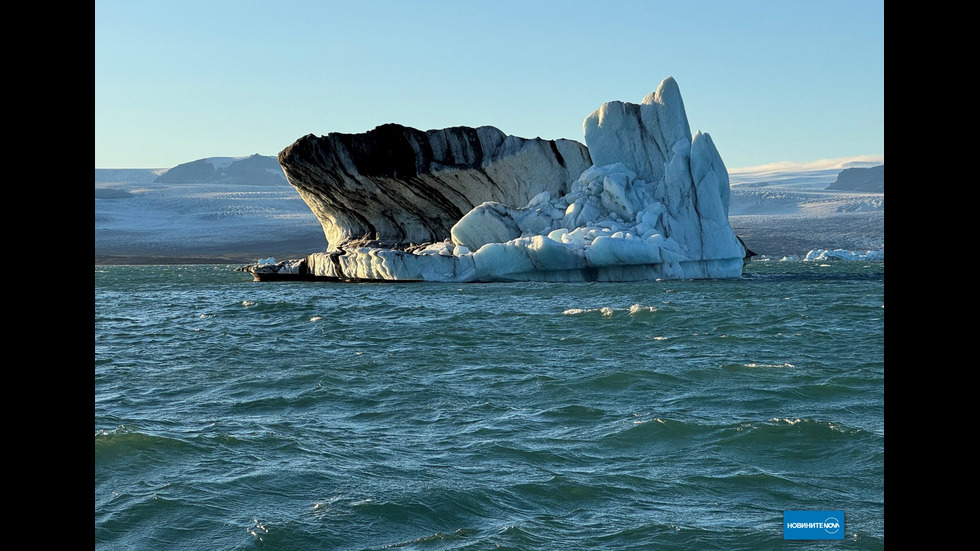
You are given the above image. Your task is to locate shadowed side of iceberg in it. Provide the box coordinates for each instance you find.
[278,124,592,251]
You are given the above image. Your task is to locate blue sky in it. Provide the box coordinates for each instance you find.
[95,0,883,170]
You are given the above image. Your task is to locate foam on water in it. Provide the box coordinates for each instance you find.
[562,303,658,317]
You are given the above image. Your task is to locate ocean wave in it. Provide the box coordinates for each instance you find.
[96,263,884,549]
[803,249,884,261]
[94,428,197,461]
[720,362,796,369]
[717,418,866,447]
[562,304,658,317]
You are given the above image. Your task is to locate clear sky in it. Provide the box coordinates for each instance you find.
[95,0,884,170]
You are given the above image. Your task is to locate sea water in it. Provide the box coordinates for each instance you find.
[94,261,884,550]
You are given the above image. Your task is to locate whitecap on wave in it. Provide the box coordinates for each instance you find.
[563,304,657,317]
[720,362,795,369]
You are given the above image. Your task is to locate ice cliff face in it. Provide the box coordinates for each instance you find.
[278,124,591,250]
[273,76,746,282]
[583,77,743,267]
[826,165,884,192]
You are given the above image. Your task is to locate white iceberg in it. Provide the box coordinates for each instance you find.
[274,77,749,282]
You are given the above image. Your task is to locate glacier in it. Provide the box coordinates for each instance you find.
[252,77,749,282]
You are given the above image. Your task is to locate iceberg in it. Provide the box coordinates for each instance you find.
[252,77,748,282]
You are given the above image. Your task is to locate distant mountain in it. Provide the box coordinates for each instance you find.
[827,165,883,192]
[94,168,162,185]
[154,154,287,185]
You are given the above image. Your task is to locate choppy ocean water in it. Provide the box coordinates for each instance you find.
[95,261,884,550]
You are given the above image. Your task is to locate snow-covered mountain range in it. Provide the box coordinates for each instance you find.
[94,154,883,265]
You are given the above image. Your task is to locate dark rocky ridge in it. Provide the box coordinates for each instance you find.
[827,165,884,192]
[278,123,592,250]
